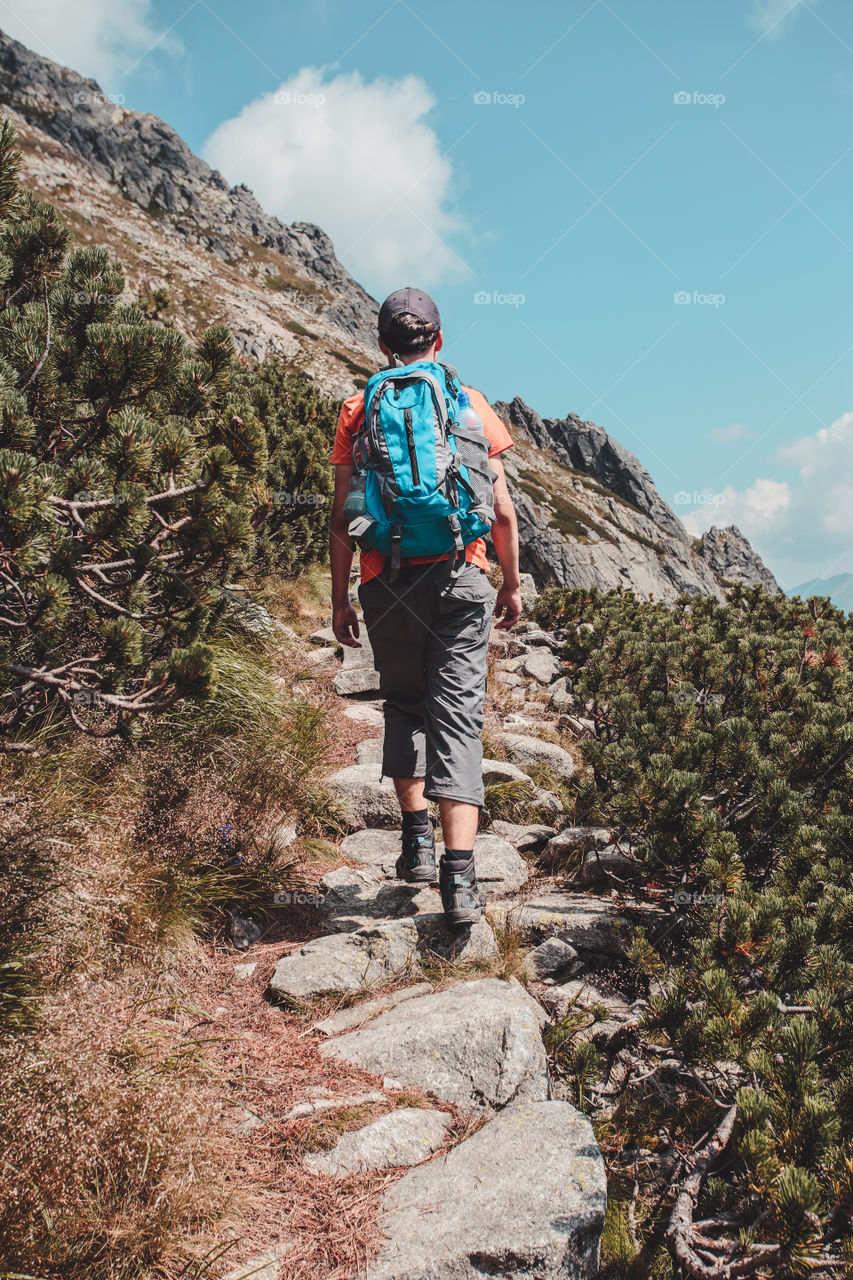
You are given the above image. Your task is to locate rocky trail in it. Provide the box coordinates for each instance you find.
[221,583,669,1280]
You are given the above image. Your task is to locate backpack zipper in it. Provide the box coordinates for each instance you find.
[404,408,420,485]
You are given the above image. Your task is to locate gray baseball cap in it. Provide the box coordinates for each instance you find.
[378,287,441,343]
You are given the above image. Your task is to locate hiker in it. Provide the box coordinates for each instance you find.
[329,286,521,928]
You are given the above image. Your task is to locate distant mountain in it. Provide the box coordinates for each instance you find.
[0,29,783,603]
[790,573,853,612]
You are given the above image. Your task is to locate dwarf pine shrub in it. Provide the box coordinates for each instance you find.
[536,583,853,1273]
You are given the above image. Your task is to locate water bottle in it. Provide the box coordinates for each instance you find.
[457,389,483,433]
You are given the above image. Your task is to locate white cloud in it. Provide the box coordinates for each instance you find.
[0,0,179,88]
[203,67,466,291]
[682,408,853,589]
[748,0,811,39]
[706,421,755,444]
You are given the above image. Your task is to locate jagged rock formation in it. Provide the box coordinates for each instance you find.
[492,396,777,601]
[0,29,379,396]
[697,526,781,594]
[497,396,685,539]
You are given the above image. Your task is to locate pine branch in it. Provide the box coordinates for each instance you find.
[666,1106,781,1280]
[51,477,212,513]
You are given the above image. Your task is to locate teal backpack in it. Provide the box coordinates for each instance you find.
[343,360,497,579]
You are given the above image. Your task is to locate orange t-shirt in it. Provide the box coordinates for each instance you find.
[330,383,513,583]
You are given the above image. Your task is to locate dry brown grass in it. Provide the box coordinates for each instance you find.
[0,596,405,1280]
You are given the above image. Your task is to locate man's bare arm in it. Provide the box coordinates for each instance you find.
[489,456,522,629]
[329,463,361,647]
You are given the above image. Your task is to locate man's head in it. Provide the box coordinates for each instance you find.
[378,286,443,364]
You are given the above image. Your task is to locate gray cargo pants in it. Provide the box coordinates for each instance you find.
[357,560,497,807]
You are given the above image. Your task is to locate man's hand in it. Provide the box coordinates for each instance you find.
[333,602,361,647]
[494,582,522,629]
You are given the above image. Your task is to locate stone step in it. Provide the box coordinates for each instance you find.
[268,915,497,1002]
[362,1100,605,1280]
[303,1106,451,1177]
[321,977,548,1110]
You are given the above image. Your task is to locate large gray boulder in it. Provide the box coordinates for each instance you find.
[268,916,496,1001]
[325,764,400,830]
[333,666,382,696]
[525,936,582,981]
[522,649,563,683]
[304,1106,450,1176]
[540,825,612,870]
[322,978,549,1109]
[577,843,639,886]
[498,733,576,779]
[364,1100,606,1280]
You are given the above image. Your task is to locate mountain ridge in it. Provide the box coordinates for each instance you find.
[0,28,781,602]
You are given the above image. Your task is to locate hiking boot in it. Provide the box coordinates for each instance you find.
[395,828,437,884]
[440,860,486,928]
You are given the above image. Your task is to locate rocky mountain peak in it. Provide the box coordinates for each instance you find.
[696,525,781,594]
[494,396,686,540]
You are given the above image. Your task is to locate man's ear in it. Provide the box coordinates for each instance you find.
[434,329,444,354]
[378,338,391,359]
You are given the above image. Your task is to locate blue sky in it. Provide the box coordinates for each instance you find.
[5,0,853,591]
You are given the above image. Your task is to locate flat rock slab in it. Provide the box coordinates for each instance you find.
[508,892,665,958]
[310,625,339,647]
[269,917,496,1002]
[319,865,440,931]
[326,764,400,830]
[364,1100,606,1280]
[343,703,385,727]
[334,667,382,696]
[322,977,548,1110]
[304,1106,450,1176]
[340,828,400,875]
[356,738,384,765]
[314,983,435,1036]
[499,732,576,779]
[481,758,535,787]
[282,1089,386,1122]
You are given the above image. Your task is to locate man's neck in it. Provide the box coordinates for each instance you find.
[396,347,437,366]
